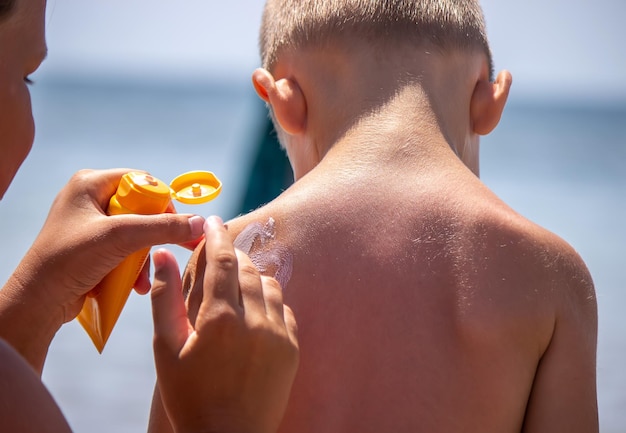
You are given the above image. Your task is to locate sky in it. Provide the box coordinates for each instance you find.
[39,0,626,103]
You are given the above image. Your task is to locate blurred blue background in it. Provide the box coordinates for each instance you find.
[0,1,624,432]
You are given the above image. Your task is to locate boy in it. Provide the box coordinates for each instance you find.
[163,1,598,431]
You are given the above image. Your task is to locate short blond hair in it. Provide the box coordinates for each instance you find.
[260,0,494,80]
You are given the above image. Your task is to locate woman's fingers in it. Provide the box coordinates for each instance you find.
[201,216,241,311]
[151,249,191,354]
[133,257,152,295]
[237,250,267,318]
[260,275,285,323]
[261,275,298,350]
[111,213,205,255]
[283,304,299,350]
[151,216,299,433]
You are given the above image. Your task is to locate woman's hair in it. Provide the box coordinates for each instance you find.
[260,0,493,79]
[0,0,16,20]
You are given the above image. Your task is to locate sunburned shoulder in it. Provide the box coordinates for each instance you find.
[225,191,596,299]
[431,203,598,379]
[468,205,596,324]
[481,211,599,432]
[500,209,592,293]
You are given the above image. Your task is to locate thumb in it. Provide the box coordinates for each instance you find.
[151,249,191,354]
[113,214,205,253]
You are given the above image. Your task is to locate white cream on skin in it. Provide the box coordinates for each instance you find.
[234,218,293,290]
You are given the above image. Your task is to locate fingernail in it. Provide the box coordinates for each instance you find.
[188,215,205,238]
[205,215,224,232]
[152,249,167,272]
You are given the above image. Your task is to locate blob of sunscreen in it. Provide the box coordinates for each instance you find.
[234,218,293,289]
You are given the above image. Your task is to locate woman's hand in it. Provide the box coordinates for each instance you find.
[150,216,299,433]
[0,168,205,373]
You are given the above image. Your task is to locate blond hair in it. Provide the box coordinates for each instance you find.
[260,0,494,80]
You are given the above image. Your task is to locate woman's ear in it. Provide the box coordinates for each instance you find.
[252,68,307,135]
[470,70,513,135]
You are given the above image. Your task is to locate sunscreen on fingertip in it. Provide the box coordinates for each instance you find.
[77,171,221,352]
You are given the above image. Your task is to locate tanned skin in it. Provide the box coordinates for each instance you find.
[153,34,598,433]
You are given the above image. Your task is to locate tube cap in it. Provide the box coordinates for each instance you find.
[170,171,222,205]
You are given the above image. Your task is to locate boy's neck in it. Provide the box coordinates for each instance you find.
[305,84,477,177]
[328,94,466,168]
[283,42,482,174]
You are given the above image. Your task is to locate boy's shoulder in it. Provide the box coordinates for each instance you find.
[484,204,593,296]
[223,177,595,313]
[459,199,594,302]
[459,201,596,349]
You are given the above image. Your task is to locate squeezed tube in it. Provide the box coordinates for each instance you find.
[77,173,172,352]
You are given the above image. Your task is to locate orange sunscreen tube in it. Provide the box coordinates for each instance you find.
[77,171,221,352]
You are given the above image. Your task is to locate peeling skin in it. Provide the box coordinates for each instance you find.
[234,218,293,290]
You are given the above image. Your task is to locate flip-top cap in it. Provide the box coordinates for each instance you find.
[170,171,222,205]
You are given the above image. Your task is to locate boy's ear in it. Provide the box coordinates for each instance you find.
[252,68,307,135]
[470,70,512,135]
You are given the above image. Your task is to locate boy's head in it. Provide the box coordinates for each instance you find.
[254,0,511,179]
[260,0,493,81]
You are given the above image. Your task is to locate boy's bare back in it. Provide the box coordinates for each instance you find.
[183,151,596,432]
[179,1,598,431]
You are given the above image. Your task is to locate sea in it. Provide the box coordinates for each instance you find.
[0,76,624,432]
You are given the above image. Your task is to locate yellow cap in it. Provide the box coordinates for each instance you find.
[170,171,222,205]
